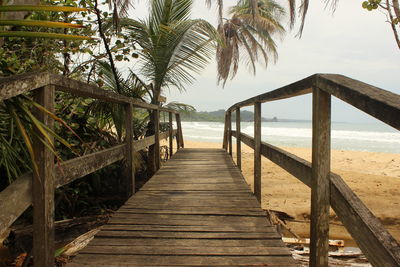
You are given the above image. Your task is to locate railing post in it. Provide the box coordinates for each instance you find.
[124,103,135,198]
[254,102,262,203]
[177,113,184,148]
[310,87,331,267]
[227,111,232,156]
[236,108,241,170]
[222,112,228,150]
[169,112,173,158]
[154,109,160,171]
[33,85,55,267]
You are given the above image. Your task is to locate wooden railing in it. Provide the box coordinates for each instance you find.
[0,72,184,267]
[222,74,400,267]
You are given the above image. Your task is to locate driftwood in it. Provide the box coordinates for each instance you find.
[3,215,110,256]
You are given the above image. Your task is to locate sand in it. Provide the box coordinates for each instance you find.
[182,140,400,245]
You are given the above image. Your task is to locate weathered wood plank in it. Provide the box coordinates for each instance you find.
[310,87,331,267]
[123,103,135,198]
[69,255,297,266]
[236,108,241,170]
[0,71,52,100]
[67,149,296,266]
[235,131,400,266]
[56,144,126,188]
[316,74,400,130]
[176,113,184,148]
[169,112,173,157]
[227,75,315,111]
[222,112,229,150]
[89,238,286,247]
[154,109,160,171]
[254,102,262,203]
[79,245,291,256]
[32,85,55,267]
[227,111,232,156]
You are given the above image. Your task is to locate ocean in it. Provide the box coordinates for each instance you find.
[180,121,400,153]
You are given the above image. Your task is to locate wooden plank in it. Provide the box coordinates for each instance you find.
[310,87,331,267]
[95,230,281,239]
[176,113,184,148]
[316,74,400,130]
[67,149,295,266]
[254,102,261,203]
[56,144,126,188]
[32,85,55,267]
[154,110,161,171]
[222,112,228,150]
[175,113,181,149]
[227,75,315,111]
[235,132,400,266]
[227,111,232,156]
[0,173,32,238]
[236,108,241,170]
[169,112,173,157]
[0,71,51,100]
[89,238,286,248]
[101,224,276,233]
[69,255,297,266]
[79,245,291,256]
[123,103,135,198]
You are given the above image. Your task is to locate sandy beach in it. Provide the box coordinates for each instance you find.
[183,140,400,245]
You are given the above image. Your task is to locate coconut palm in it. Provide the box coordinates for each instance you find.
[217,0,286,85]
[119,0,217,105]
[114,0,217,174]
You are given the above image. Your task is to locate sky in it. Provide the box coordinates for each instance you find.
[128,0,400,124]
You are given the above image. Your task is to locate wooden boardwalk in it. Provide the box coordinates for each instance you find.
[68,148,298,266]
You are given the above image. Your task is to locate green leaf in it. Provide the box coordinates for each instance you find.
[0,20,85,29]
[0,5,87,12]
[0,31,92,40]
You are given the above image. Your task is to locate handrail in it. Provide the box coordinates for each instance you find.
[223,74,400,267]
[227,74,400,130]
[0,72,184,267]
[0,71,178,113]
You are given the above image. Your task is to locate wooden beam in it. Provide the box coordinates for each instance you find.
[0,71,51,101]
[254,102,262,203]
[310,88,331,267]
[176,113,184,148]
[169,112,173,158]
[227,111,232,156]
[227,75,315,112]
[32,85,55,267]
[234,131,400,266]
[222,113,228,150]
[0,130,178,238]
[154,110,161,171]
[123,103,135,198]
[236,108,241,170]
[315,74,400,131]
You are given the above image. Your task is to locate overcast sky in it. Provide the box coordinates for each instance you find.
[129,0,399,124]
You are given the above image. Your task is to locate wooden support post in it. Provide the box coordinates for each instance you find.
[175,113,180,150]
[310,87,331,267]
[236,108,241,170]
[227,111,232,156]
[154,109,160,171]
[124,103,135,198]
[254,102,262,203]
[176,113,184,148]
[32,85,55,267]
[222,112,228,150]
[169,112,173,158]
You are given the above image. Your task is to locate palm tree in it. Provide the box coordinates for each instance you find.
[120,0,217,105]
[115,0,217,174]
[217,0,286,85]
